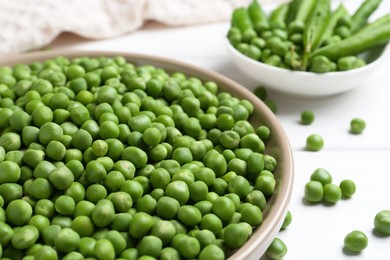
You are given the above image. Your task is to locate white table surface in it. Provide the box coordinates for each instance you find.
[42,0,390,259]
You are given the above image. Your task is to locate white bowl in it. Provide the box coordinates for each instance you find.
[225,38,389,98]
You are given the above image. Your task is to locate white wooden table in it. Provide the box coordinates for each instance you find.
[44,0,390,259]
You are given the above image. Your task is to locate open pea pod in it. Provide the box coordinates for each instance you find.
[287,0,317,34]
[310,14,390,61]
[317,4,349,48]
[302,0,331,69]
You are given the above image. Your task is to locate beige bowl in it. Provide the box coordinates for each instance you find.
[1,50,294,259]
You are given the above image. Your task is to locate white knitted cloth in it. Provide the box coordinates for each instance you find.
[0,0,271,55]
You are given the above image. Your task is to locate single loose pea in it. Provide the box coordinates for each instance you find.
[300,110,315,125]
[265,237,287,260]
[281,210,292,230]
[339,179,356,198]
[306,134,324,151]
[323,183,342,204]
[344,230,368,253]
[374,210,390,235]
[350,118,366,134]
[304,181,324,203]
[310,168,332,186]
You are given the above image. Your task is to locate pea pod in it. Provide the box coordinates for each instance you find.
[302,0,331,68]
[295,0,316,22]
[351,0,382,33]
[286,0,302,23]
[288,0,317,34]
[310,14,390,61]
[269,3,289,29]
[318,4,349,47]
[248,0,269,32]
[232,7,252,33]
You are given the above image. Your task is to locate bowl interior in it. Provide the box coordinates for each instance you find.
[1,50,294,259]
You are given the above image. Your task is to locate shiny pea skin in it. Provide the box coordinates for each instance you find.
[266,237,287,260]
[92,199,115,228]
[11,225,39,249]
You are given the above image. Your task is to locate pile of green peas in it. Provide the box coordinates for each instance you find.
[304,168,356,204]
[228,0,390,72]
[0,55,279,259]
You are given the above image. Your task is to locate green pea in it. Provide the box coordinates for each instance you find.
[156,196,180,220]
[29,178,53,199]
[9,110,31,131]
[85,183,108,204]
[160,247,181,260]
[0,161,20,183]
[200,211,224,233]
[255,175,276,196]
[241,204,262,226]
[310,168,332,186]
[38,122,63,145]
[323,183,342,204]
[121,146,148,169]
[48,165,74,190]
[0,132,21,152]
[350,118,366,134]
[223,223,251,249]
[138,236,163,258]
[92,199,115,228]
[306,134,324,151]
[281,210,292,230]
[266,237,288,259]
[150,220,176,246]
[55,195,75,215]
[74,200,95,217]
[0,222,14,246]
[11,225,39,249]
[35,245,58,260]
[6,199,32,226]
[304,181,324,203]
[300,110,315,125]
[198,244,225,260]
[45,140,66,161]
[86,160,107,183]
[165,181,189,206]
[129,212,154,238]
[172,234,200,258]
[343,230,368,253]
[374,210,390,235]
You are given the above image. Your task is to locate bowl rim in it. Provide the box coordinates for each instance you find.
[224,37,389,77]
[1,50,294,259]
